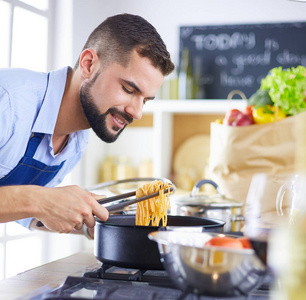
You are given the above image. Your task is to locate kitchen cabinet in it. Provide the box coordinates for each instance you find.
[134,99,247,178]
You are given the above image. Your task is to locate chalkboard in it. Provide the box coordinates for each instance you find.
[179,22,306,99]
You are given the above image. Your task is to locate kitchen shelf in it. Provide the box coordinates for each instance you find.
[143,99,247,114]
[142,99,247,179]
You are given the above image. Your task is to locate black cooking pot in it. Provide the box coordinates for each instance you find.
[94,215,225,270]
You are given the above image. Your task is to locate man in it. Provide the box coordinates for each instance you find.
[0,13,174,238]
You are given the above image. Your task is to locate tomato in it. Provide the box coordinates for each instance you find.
[237,237,253,249]
[205,236,244,249]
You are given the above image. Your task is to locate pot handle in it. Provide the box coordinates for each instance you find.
[231,215,245,222]
[191,179,221,197]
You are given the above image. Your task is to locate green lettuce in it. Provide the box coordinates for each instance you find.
[260,65,306,115]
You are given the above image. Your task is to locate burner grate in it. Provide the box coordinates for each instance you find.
[41,276,186,300]
[84,264,176,288]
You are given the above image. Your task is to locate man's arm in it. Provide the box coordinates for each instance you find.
[0,185,109,233]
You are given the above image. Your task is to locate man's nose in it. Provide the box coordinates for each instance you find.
[125,96,143,120]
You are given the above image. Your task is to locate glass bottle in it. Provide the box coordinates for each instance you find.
[178,47,193,99]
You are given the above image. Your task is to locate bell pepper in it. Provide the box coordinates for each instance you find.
[252,105,286,124]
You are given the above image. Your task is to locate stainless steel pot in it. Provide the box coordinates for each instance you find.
[173,179,244,232]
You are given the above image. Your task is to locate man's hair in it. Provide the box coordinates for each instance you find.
[74,13,174,76]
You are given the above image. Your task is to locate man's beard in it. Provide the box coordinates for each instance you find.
[79,75,133,143]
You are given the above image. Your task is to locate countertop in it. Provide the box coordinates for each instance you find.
[0,248,100,300]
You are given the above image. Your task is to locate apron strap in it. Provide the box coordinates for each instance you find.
[25,133,45,157]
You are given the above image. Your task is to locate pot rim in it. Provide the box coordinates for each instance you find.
[96,215,226,229]
[174,199,243,208]
[148,231,254,255]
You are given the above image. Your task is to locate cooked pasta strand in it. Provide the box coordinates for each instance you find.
[135,180,171,226]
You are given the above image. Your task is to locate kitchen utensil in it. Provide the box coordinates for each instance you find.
[100,186,173,212]
[94,215,225,270]
[148,231,266,297]
[173,179,244,232]
[36,180,173,227]
[87,177,172,192]
[89,177,176,215]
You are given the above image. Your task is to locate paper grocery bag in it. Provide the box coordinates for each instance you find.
[208,111,306,206]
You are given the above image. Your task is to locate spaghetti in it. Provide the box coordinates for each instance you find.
[135,180,172,226]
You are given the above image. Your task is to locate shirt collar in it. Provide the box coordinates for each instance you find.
[32,66,70,134]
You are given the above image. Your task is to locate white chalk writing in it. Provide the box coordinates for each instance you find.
[191,32,256,51]
[231,50,271,75]
[220,71,255,87]
[277,49,306,65]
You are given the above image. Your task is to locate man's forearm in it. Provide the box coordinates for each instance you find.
[0,185,40,222]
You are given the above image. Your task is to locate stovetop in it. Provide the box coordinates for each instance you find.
[32,264,272,300]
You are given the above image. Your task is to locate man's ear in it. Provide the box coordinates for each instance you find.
[79,48,100,79]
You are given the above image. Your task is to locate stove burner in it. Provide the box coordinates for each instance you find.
[38,264,272,300]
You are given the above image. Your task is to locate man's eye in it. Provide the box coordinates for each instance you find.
[122,85,133,94]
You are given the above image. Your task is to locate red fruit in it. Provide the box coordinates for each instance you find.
[223,109,241,125]
[205,236,244,249]
[237,237,252,249]
[245,105,254,118]
[223,106,254,127]
[232,113,254,126]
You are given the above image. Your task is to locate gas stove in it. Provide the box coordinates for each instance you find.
[34,263,272,300]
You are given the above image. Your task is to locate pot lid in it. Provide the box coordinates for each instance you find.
[174,179,243,208]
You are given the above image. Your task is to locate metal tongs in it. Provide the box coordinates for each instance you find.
[98,186,173,212]
[36,186,173,227]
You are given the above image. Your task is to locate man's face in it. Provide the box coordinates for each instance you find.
[79,50,164,143]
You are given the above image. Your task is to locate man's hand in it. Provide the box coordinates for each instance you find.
[34,185,109,233]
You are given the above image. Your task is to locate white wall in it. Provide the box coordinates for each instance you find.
[52,0,74,69]
[71,0,306,68]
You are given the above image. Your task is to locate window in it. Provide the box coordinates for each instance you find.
[0,0,50,71]
[0,0,51,279]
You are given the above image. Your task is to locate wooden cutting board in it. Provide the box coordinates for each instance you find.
[173,134,210,191]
